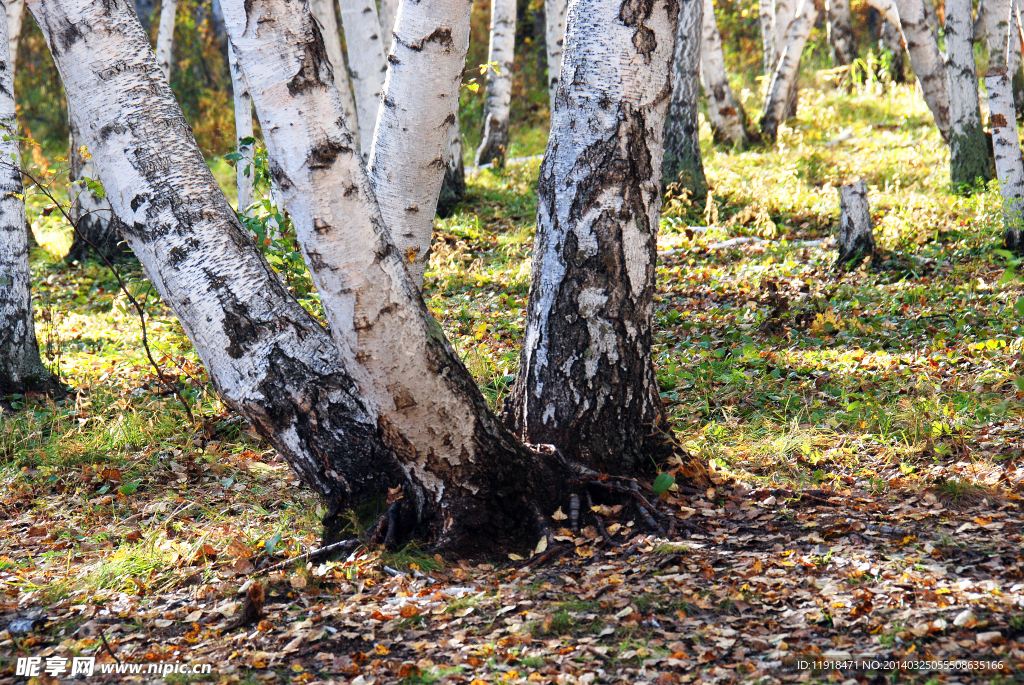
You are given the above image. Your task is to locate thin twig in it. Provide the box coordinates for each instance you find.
[97,627,121,665]
[253,538,359,575]
[11,161,197,424]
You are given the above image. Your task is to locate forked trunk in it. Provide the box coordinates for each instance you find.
[890,0,950,139]
[0,0,49,396]
[228,42,254,213]
[155,0,176,80]
[6,0,22,64]
[825,0,857,65]
[663,0,707,201]
[544,0,567,105]
[986,70,1024,248]
[29,0,400,536]
[505,0,685,475]
[308,0,358,138]
[700,0,749,147]
[366,0,472,287]
[221,0,570,552]
[700,0,750,147]
[338,0,387,157]
[836,179,875,268]
[760,0,817,141]
[475,0,517,168]
[945,0,993,190]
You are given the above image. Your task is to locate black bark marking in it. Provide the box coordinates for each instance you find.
[306,139,351,170]
[405,27,454,52]
[286,31,333,95]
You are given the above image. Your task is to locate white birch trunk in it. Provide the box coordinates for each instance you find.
[0,0,48,395]
[983,0,1020,72]
[759,0,776,76]
[760,0,817,140]
[836,179,875,267]
[28,0,403,534]
[891,0,951,139]
[438,112,466,216]
[338,0,387,157]
[700,0,750,146]
[221,0,569,549]
[6,0,22,65]
[881,19,906,82]
[504,0,705,479]
[986,70,1024,247]
[773,0,799,116]
[663,0,706,200]
[67,122,123,263]
[379,0,399,47]
[475,0,517,167]
[155,0,176,80]
[228,42,254,213]
[308,0,358,138]
[366,0,473,287]
[544,0,567,105]
[825,0,857,65]
[945,0,992,188]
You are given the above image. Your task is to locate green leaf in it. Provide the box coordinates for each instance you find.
[97,485,110,495]
[118,482,139,495]
[265,533,282,555]
[1015,297,1024,317]
[652,472,675,496]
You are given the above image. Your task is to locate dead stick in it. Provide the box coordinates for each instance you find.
[253,538,358,576]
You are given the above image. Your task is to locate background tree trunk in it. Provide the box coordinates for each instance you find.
[228,42,254,213]
[880,19,906,83]
[475,0,516,167]
[6,0,22,65]
[65,124,126,263]
[309,0,358,138]
[700,0,750,147]
[504,0,681,475]
[155,0,176,80]
[987,70,1024,248]
[0,0,49,397]
[945,0,993,190]
[379,0,399,46]
[29,0,402,537]
[338,0,387,158]
[773,0,800,117]
[760,0,817,141]
[825,0,858,66]
[663,0,707,202]
[544,0,567,106]
[366,0,473,287]
[759,0,776,78]
[438,116,466,217]
[890,0,951,140]
[836,179,875,267]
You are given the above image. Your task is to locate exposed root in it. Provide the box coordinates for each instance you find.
[585,491,618,546]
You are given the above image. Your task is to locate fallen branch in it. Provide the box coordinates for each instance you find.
[253,538,359,575]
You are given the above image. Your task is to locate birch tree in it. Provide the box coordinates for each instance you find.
[0,0,49,398]
[663,0,707,202]
[760,0,817,140]
[475,0,517,167]
[338,0,387,157]
[379,0,399,43]
[154,0,176,80]
[65,126,124,263]
[545,0,567,105]
[825,0,858,66]
[836,179,875,267]
[982,0,1020,74]
[228,42,254,213]
[884,0,950,139]
[438,116,466,217]
[880,19,906,82]
[759,0,776,76]
[365,0,472,287]
[6,0,22,64]
[700,0,750,147]
[945,0,992,190]
[986,69,1024,248]
[309,0,358,138]
[504,0,704,477]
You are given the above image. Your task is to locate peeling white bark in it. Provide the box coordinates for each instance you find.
[545,0,567,105]
[889,0,950,139]
[6,0,22,65]
[506,0,677,472]
[836,179,875,267]
[338,0,387,157]
[155,0,176,80]
[700,0,749,146]
[309,0,358,137]
[475,0,516,167]
[221,0,562,547]
[760,0,817,140]
[986,70,1024,246]
[228,42,254,213]
[0,0,47,393]
[366,0,472,286]
[29,0,399,518]
[945,0,992,188]
[825,0,857,65]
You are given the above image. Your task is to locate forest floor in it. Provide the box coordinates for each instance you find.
[2,82,1024,684]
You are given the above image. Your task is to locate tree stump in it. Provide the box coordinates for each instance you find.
[836,179,875,268]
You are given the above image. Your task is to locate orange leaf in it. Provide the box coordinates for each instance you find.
[400,605,420,618]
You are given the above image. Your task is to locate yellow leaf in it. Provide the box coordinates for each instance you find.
[534,537,548,555]
[375,644,390,656]
[551,506,568,521]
